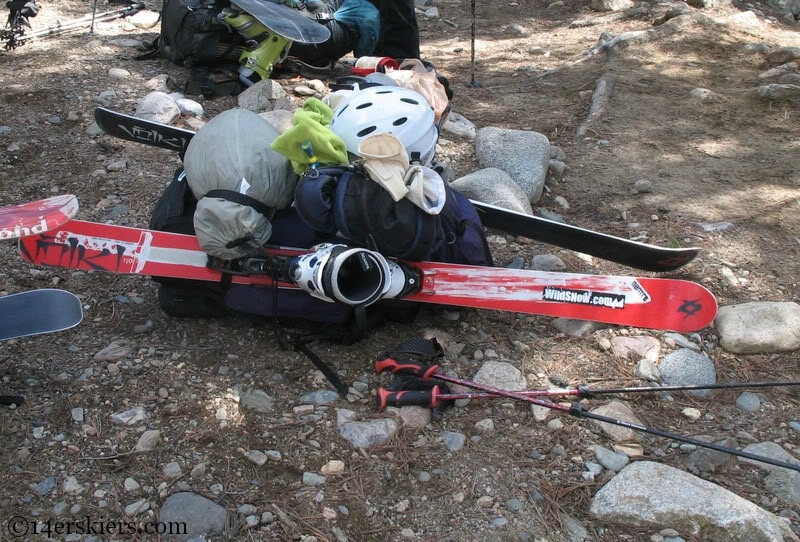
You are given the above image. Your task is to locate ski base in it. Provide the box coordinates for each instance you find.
[19,220,718,332]
[0,289,83,341]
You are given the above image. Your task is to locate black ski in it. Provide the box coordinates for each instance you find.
[94,108,194,155]
[93,107,700,272]
[0,289,83,341]
[0,288,83,406]
[473,201,699,272]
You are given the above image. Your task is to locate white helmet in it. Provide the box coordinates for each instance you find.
[330,86,438,166]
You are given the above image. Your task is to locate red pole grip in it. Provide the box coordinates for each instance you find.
[374,357,438,379]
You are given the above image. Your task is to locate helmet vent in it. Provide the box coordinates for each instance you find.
[400,97,421,105]
[356,126,378,138]
[392,117,408,127]
[355,101,374,110]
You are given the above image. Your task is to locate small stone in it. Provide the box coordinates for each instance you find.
[476,495,494,508]
[547,419,564,430]
[682,407,702,420]
[303,472,326,487]
[634,179,653,193]
[735,392,761,413]
[320,460,345,476]
[245,450,268,466]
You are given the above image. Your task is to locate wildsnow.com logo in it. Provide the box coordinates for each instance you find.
[542,286,626,309]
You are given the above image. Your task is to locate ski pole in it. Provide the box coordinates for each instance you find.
[376,379,800,408]
[13,3,144,42]
[374,356,800,473]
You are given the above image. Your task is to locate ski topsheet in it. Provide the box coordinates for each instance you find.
[0,289,83,341]
[92,107,700,272]
[19,220,718,332]
[0,195,79,240]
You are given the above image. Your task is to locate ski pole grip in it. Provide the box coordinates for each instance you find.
[376,387,439,409]
[374,356,438,379]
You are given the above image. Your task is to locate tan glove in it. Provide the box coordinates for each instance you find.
[357,133,410,202]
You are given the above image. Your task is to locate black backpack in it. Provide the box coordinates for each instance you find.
[136,0,245,97]
[159,0,241,66]
[149,168,419,332]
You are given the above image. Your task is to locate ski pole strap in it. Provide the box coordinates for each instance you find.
[374,355,438,379]
[377,386,439,409]
[293,337,350,398]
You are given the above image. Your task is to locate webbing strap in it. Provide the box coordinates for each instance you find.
[204,189,275,220]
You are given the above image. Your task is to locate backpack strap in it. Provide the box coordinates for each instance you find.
[203,189,276,220]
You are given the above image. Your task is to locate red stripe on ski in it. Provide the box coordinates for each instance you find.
[0,195,79,240]
[19,220,717,332]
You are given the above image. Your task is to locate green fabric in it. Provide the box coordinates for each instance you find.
[271,98,350,175]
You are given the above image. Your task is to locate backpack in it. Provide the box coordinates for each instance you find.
[137,0,246,98]
[159,0,241,66]
[149,168,418,333]
[293,164,493,266]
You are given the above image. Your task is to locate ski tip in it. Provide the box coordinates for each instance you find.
[0,195,79,241]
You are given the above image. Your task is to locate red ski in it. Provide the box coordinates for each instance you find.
[18,220,718,332]
[0,195,79,240]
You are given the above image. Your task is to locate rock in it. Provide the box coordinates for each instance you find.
[174,98,203,117]
[129,9,161,29]
[442,431,467,451]
[237,79,287,112]
[442,111,477,139]
[756,84,800,101]
[594,446,630,472]
[590,462,798,541]
[339,419,398,448]
[109,406,148,425]
[240,389,275,412]
[321,460,346,476]
[474,127,550,202]
[397,405,431,428]
[735,392,761,413]
[611,336,661,363]
[473,360,527,391]
[551,318,607,337]
[682,437,737,473]
[134,92,181,125]
[767,47,800,66]
[634,179,653,193]
[739,442,800,471]
[245,450,268,466]
[716,302,800,354]
[451,168,533,215]
[303,472,326,487]
[590,401,644,442]
[159,492,228,541]
[124,498,150,516]
[531,254,566,272]
[658,349,716,398]
[591,0,634,10]
[94,341,132,361]
[764,468,800,506]
[133,429,161,452]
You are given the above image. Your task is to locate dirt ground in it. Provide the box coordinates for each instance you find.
[0,0,799,540]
